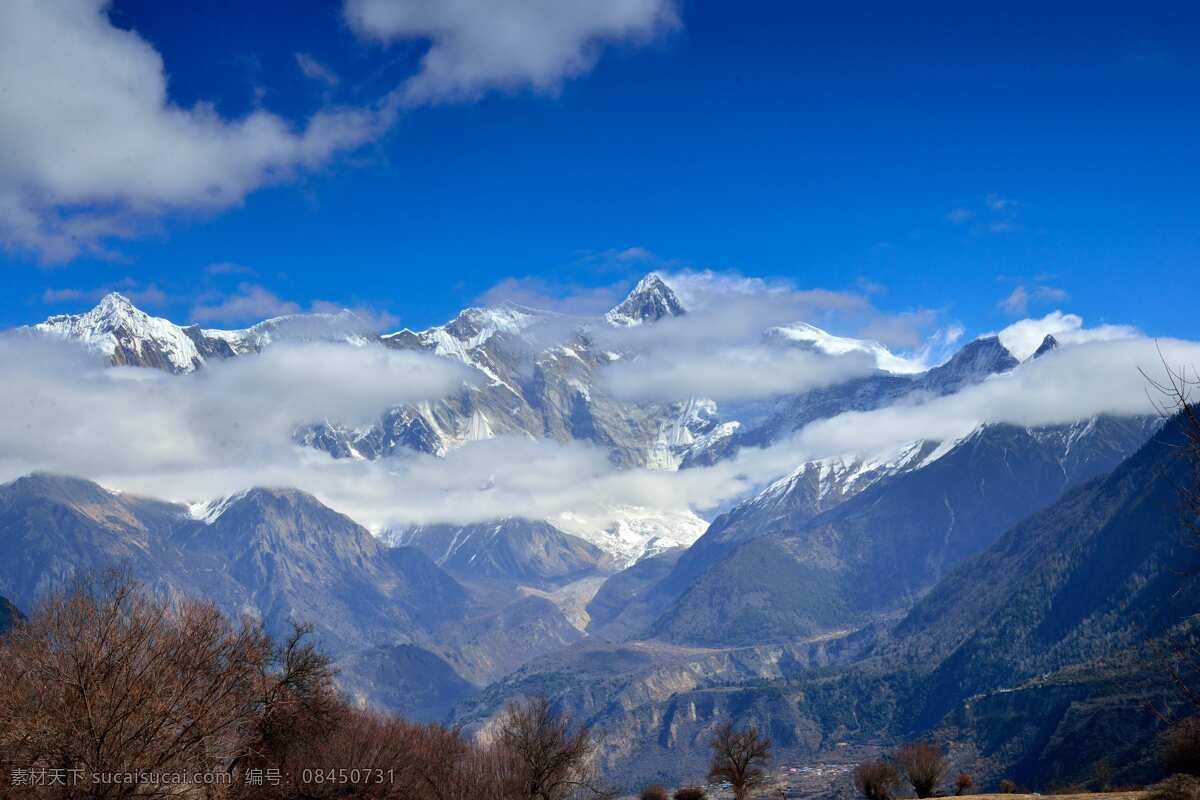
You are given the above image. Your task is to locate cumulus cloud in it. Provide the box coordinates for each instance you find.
[192,284,304,324]
[997,285,1070,315]
[0,0,395,262]
[997,310,1138,360]
[42,281,169,308]
[343,0,678,103]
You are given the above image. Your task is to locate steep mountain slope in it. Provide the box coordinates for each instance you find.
[456,413,1190,787]
[0,474,585,718]
[392,518,614,588]
[175,488,468,650]
[648,416,1159,646]
[585,547,685,637]
[0,473,187,608]
[889,412,1200,726]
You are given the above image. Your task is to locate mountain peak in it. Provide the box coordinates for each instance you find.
[1032,334,1059,359]
[605,272,685,326]
[95,291,137,314]
[919,335,1018,393]
[33,293,204,373]
[75,292,151,329]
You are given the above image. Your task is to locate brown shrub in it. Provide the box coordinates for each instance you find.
[0,576,615,800]
[673,788,708,800]
[854,759,901,800]
[640,786,670,800]
[955,772,975,795]
[999,778,1019,793]
[895,743,947,799]
[0,573,278,799]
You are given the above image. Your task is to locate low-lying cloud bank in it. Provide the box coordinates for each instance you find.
[996,310,1138,360]
[0,328,1194,534]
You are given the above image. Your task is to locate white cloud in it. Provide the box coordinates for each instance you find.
[605,345,876,403]
[997,310,1138,360]
[946,208,973,224]
[998,285,1071,316]
[192,284,304,324]
[0,327,1193,537]
[190,284,400,330]
[42,281,168,308]
[998,286,1030,315]
[791,336,1197,458]
[0,0,395,262]
[343,0,678,104]
[583,270,944,401]
[295,52,340,87]
[0,337,469,488]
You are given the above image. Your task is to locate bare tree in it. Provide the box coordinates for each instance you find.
[895,743,947,798]
[495,696,609,800]
[854,759,900,800]
[707,721,772,800]
[955,772,975,795]
[0,572,271,799]
[1143,353,1200,547]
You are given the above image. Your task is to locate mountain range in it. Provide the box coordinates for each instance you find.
[3,272,1190,792]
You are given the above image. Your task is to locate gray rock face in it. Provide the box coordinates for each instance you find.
[393,518,615,589]
[0,474,586,719]
[454,415,1174,786]
[603,273,685,326]
[646,416,1161,647]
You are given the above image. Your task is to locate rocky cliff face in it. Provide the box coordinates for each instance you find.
[0,474,589,720]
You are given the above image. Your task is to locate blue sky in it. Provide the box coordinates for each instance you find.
[2,0,1197,343]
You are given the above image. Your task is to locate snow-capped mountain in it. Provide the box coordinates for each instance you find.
[27,291,374,373]
[604,272,685,326]
[769,321,927,374]
[32,292,212,373]
[13,274,1029,567]
[553,504,708,565]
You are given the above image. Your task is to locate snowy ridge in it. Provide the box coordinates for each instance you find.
[186,490,250,524]
[769,321,927,375]
[554,504,708,566]
[34,293,204,372]
[31,293,376,372]
[646,398,738,471]
[202,309,375,354]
